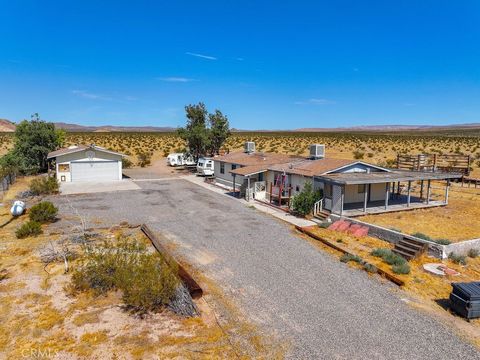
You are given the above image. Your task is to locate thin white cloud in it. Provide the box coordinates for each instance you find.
[236,57,244,61]
[157,77,196,82]
[185,52,217,60]
[295,98,336,105]
[71,90,111,100]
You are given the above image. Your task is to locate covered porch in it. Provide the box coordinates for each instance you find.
[315,170,463,217]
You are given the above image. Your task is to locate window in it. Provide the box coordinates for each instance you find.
[258,172,264,181]
[220,162,225,174]
[231,164,237,170]
[357,184,366,194]
[206,162,212,168]
[296,185,300,192]
[324,183,332,197]
[58,164,70,172]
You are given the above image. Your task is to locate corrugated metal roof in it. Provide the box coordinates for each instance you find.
[317,169,463,185]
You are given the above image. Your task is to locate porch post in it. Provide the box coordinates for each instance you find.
[385,182,390,210]
[233,174,236,198]
[247,176,251,201]
[426,179,431,205]
[340,185,345,216]
[445,179,450,205]
[407,181,412,207]
[363,184,368,213]
[420,180,424,200]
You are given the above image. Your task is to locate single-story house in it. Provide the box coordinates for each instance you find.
[47,144,125,182]
[213,142,463,216]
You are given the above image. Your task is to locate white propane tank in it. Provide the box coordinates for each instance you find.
[10,200,26,216]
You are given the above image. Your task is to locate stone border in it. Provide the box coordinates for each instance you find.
[330,214,480,259]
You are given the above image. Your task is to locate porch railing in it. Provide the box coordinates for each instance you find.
[313,198,324,217]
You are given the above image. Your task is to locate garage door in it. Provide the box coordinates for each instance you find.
[71,161,119,182]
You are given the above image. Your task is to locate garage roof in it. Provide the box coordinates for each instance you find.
[47,144,125,159]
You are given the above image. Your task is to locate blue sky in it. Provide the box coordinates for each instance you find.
[1,1,479,129]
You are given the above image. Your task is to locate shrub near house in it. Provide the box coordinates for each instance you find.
[291,181,322,216]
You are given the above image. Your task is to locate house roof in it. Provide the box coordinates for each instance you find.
[230,164,271,176]
[316,169,463,185]
[268,158,357,177]
[47,144,125,159]
[215,151,301,167]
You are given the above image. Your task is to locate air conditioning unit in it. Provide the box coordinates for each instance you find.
[244,141,255,154]
[309,144,325,159]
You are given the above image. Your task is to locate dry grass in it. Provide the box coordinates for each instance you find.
[1,130,480,173]
[358,183,480,241]
[0,177,283,359]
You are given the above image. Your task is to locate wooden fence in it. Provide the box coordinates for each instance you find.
[396,154,470,176]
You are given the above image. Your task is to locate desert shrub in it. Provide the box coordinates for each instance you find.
[371,248,392,258]
[371,248,407,268]
[291,181,322,216]
[15,221,42,239]
[137,152,151,167]
[340,253,362,263]
[412,232,431,241]
[383,252,406,266]
[29,176,59,195]
[352,150,364,159]
[71,238,178,314]
[467,248,479,258]
[122,157,133,169]
[29,201,58,223]
[448,252,467,265]
[363,263,377,273]
[392,263,411,274]
[433,239,451,245]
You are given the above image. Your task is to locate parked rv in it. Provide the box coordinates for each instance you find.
[167,153,196,167]
[197,157,215,176]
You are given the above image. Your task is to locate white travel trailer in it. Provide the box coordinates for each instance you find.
[167,153,196,167]
[196,157,215,176]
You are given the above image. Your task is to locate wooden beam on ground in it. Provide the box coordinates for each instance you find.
[141,224,203,299]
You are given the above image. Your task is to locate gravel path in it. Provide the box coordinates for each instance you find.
[52,179,480,359]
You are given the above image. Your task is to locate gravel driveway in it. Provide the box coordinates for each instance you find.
[52,179,480,359]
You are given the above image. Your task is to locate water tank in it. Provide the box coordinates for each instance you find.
[244,142,255,153]
[309,144,325,159]
[10,200,26,216]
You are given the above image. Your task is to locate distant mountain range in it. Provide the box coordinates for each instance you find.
[1,118,480,133]
[0,119,175,132]
[295,123,480,132]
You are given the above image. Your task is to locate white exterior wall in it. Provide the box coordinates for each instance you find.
[214,161,239,188]
[343,183,386,203]
[369,183,386,201]
[55,150,123,182]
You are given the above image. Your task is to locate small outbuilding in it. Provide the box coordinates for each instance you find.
[47,144,125,182]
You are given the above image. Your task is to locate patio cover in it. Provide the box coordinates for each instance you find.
[316,169,463,185]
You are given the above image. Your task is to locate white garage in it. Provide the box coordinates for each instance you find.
[47,144,124,182]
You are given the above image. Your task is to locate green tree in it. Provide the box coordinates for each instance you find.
[0,115,64,174]
[177,103,210,161]
[291,181,323,216]
[177,103,231,160]
[208,110,230,156]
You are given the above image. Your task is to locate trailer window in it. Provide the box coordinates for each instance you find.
[220,162,225,174]
[206,163,212,168]
[231,164,237,170]
[357,184,366,194]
